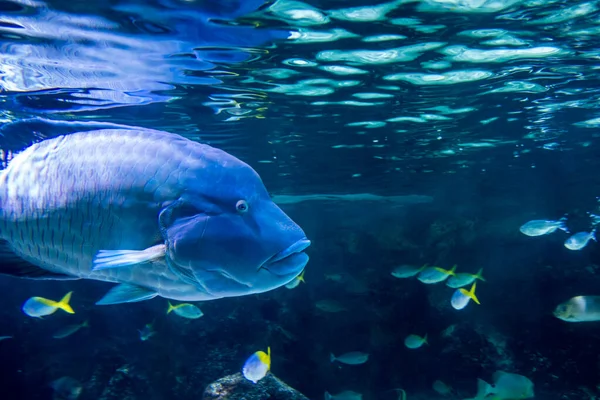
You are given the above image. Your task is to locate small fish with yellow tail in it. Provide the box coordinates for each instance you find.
[22,291,74,318]
[242,347,271,383]
[391,264,426,279]
[404,333,428,349]
[167,302,203,319]
[446,268,485,288]
[451,282,480,310]
[417,265,456,284]
[52,320,89,339]
[285,269,306,289]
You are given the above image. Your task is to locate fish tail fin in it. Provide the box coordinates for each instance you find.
[559,216,569,233]
[297,269,306,283]
[266,347,271,370]
[330,353,336,363]
[475,268,486,282]
[82,319,90,328]
[463,282,480,305]
[592,230,597,242]
[423,333,429,345]
[324,392,332,400]
[449,264,457,275]
[167,302,174,314]
[57,291,74,314]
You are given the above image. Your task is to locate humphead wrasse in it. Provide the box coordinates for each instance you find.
[0,128,310,305]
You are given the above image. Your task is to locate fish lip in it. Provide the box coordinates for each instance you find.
[266,238,311,265]
[261,238,311,276]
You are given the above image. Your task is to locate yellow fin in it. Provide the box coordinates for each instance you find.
[257,347,271,370]
[461,282,480,305]
[167,301,174,314]
[448,264,457,276]
[297,269,306,283]
[56,291,74,314]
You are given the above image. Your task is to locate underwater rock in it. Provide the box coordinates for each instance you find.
[203,372,309,400]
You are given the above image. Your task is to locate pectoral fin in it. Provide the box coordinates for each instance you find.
[96,283,158,305]
[92,244,166,271]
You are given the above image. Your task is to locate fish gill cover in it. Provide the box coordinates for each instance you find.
[0,0,600,399]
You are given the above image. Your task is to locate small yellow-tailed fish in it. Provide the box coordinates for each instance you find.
[52,320,89,339]
[404,333,428,349]
[417,265,457,284]
[391,264,427,279]
[451,282,480,310]
[167,302,203,319]
[446,268,485,288]
[22,291,74,318]
[242,347,271,383]
[285,269,306,289]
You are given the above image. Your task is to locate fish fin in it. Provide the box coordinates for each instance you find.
[559,216,569,233]
[82,319,90,328]
[95,284,158,305]
[449,264,457,275]
[460,282,481,305]
[266,347,271,369]
[167,301,175,314]
[0,240,78,280]
[324,392,332,400]
[475,268,486,282]
[92,244,166,271]
[330,353,336,362]
[56,291,74,314]
[297,269,306,283]
[423,333,429,344]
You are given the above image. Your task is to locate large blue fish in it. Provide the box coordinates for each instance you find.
[0,128,310,305]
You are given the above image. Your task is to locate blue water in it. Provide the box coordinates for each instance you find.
[1,0,600,399]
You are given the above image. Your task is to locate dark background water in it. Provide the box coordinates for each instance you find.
[2,0,600,399]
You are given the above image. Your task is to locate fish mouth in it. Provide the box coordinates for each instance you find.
[262,238,311,276]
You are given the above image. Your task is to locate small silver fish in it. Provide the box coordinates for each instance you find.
[417,265,456,284]
[242,347,271,383]
[451,282,480,310]
[520,217,568,237]
[330,351,369,365]
[446,268,484,288]
[404,334,427,349]
[564,231,596,251]
[391,264,426,279]
[52,320,89,339]
[554,296,600,322]
[167,302,203,319]
[22,292,75,318]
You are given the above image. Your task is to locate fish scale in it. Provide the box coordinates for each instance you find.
[0,129,199,297]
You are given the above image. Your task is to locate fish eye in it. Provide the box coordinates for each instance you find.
[236,200,249,213]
